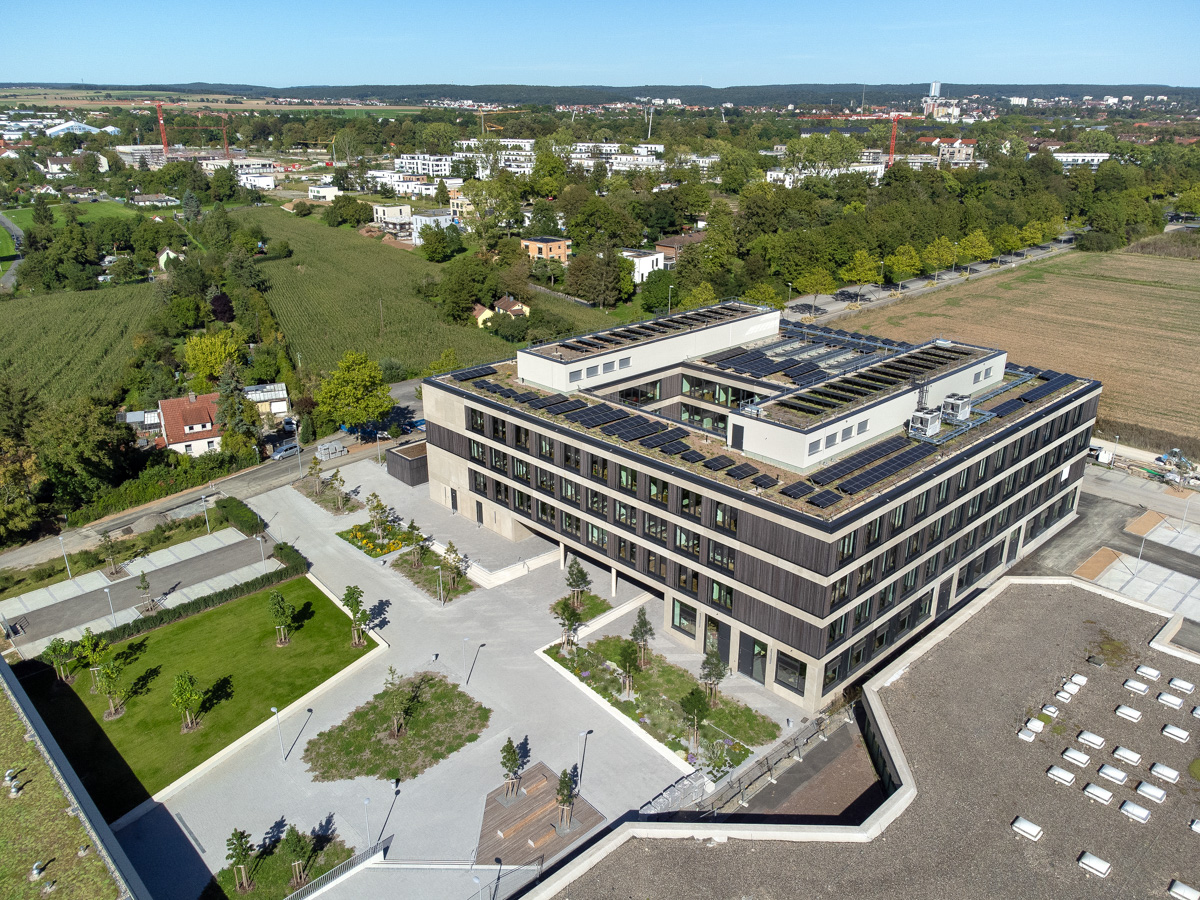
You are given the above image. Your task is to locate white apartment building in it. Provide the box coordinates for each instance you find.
[620,249,665,283]
[394,154,454,177]
[1047,152,1111,171]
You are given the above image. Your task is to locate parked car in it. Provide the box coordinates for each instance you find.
[271,442,299,460]
[282,417,296,433]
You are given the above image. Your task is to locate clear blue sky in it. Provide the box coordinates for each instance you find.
[8,0,1198,88]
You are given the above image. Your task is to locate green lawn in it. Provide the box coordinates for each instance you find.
[0,689,121,900]
[202,837,353,900]
[391,546,475,602]
[5,200,140,231]
[0,224,15,276]
[23,578,371,821]
[0,282,159,402]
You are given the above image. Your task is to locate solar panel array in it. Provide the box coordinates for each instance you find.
[807,490,842,509]
[603,418,667,442]
[989,398,1025,418]
[564,404,630,428]
[780,481,814,499]
[751,474,779,489]
[659,440,690,456]
[528,393,567,410]
[680,450,706,464]
[725,463,759,480]
[1019,373,1076,404]
[703,456,734,471]
[545,399,587,416]
[452,365,497,382]
[839,444,939,495]
[810,434,911,486]
[641,427,688,449]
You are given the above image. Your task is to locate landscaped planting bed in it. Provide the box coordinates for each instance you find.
[336,522,412,558]
[390,546,475,602]
[546,636,779,779]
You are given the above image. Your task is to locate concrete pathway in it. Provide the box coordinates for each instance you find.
[1144,518,1200,556]
[116,460,685,900]
[1093,554,1200,621]
[0,211,23,290]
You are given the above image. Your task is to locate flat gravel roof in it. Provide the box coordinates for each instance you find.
[553,583,1200,899]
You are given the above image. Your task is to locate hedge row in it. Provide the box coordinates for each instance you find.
[214,497,265,535]
[47,543,309,651]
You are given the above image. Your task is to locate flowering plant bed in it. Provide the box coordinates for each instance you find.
[545,636,777,779]
[336,522,413,558]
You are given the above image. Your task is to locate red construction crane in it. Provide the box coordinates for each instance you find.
[154,101,232,159]
[789,111,920,168]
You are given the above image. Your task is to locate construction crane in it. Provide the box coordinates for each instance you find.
[790,112,920,168]
[155,101,232,159]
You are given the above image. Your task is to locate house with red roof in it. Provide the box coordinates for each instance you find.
[158,392,223,457]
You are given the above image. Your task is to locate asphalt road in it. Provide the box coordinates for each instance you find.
[13,535,278,644]
[0,211,24,290]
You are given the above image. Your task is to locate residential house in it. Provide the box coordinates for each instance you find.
[372,204,412,228]
[655,232,706,267]
[411,209,453,247]
[450,196,475,225]
[244,383,290,423]
[520,236,571,264]
[1047,152,1111,171]
[494,296,528,318]
[620,249,665,284]
[156,246,183,270]
[239,173,276,191]
[308,185,341,202]
[394,154,453,177]
[158,392,223,457]
[472,304,495,328]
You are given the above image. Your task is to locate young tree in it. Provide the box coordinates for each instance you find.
[181,190,201,223]
[442,541,467,588]
[883,244,922,285]
[500,736,521,796]
[795,267,837,298]
[184,330,241,391]
[74,628,109,691]
[382,666,419,738]
[630,606,655,666]
[366,492,389,542]
[305,455,324,495]
[226,828,254,891]
[269,589,296,645]
[314,351,393,431]
[406,520,425,569]
[97,657,126,718]
[280,824,311,887]
[98,530,118,576]
[32,193,54,227]
[700,648,727,700]
[838,249,882,301]
[328,469,346,512]
[342,585,366,646]
[922,236,956,282]
[434,179,450,206]
[137,571,151,604]
[44,636,74,681]
[957,229,994,267]
[679,686,711,751]
[741,282,783,310]
[565,556,591,606]
[557,768,575,827]
[1018,222,1044,255]
[617,639,640,699]
[677,281,717,311]
[171,670,202,730]
[552,597,584,652]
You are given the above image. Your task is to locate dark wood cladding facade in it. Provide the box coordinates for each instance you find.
[427,421,468,459]
[738,510,838,576]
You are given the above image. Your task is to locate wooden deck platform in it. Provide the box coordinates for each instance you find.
[474,761,605,867]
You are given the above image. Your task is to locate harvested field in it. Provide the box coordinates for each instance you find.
[841,252,1200,444]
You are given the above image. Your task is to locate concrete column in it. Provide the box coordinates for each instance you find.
[610,566,618,599]
[559,541,566,570]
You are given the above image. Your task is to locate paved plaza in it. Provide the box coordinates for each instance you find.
[1092,554,1200,620]
[115,459,725,900]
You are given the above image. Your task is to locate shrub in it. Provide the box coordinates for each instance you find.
[1077,232,1125,252]
[214,497,265,535]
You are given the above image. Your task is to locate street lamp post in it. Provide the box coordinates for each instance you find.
[472,876,482,900]
[270,706,284,761]
[1184,493,1195,527]
[200,496,211,534]
[256,535,267,573]
[58,536,72,579]
[578,729,593,788]
[1137,535,1147,575]
[1112,435,1120,470]
[785,282,792,306]
[462,637,470,682]
[103,588,115,628]
[667,285,673,315]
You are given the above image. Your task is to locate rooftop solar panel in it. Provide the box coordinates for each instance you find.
[546,399,587,416]
[725,463,759,480]
[680,450,706,464]
[659,440,690,456]
[702,456,734,471]
[780,481,814,499]
[1019,373,1076,404]
[751,474,779,489]
[807,490,842,509]
[704,347,749,365]
[622,421,667,441]
[810,434,911,486]
[989,398,1025,418]
[452,365,497,382]
[839,444,939,495]
[512,392,540,404]
[529,393,568,410]
[640,427,688,449]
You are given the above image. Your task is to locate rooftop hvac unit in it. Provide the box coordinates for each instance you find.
[941,393,972,421]
[909,407,941,438]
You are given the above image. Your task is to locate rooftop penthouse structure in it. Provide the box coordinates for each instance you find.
[423,303,1099,715]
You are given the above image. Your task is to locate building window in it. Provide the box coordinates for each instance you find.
[831,574,852,607]
[618,465,638,494]
[973,371,982,384]
[537,500,556,525]
[614,500,638,531]
[538,435,554,460]
[677,567,699,596]
[619,357,631,369]
[587,490,608,517]
[494,482,509,505]
[586,365,599,378]
[672,599,697,637]
[849,642,866,671]
[183,443,192,454]
[957,469,969,492]
[586,522,608,551]
[874,629,888,652]
[560,510,580,537]
[917,591,934,622]
[491,418,507,442]
[914,490,929,518]
[644,513,668,543]
[536,467,555,494]
[825,434,837,449]
[905,533,922,561]
[514,489,532,515]
[513,459,530,483]
[680,488,702,520]
[469,409,484,433]
[560,478,580,506]
[876,582,896,611]
[714,503,738,534]
[563,445,581,471]
[708,540,736,572]
[647,476,669,507]
[675,526,700,557]
[836,532,857,563]
[824,661,840,688]
[842,426,853,441]
[880,547,897,575]
[617,537,638,565]
[937,478,950,504]
[590,455,608,482]
[902,567,919,595]
[926,516,944,545]
[866,514,884,546]
[809,440,821,454]
[647,549,668,579]
[775,652,807,696]
[890,502,907,531]
[471,470,487,495]
[514,426,530,450]
[857,420,869,434]
[924,555,939,580]
[603,361,615,374]
[857,559,875,590]
[710,580,733,609]
[853,597,872,629]
[490,447,508,473]
[469,439,485,463]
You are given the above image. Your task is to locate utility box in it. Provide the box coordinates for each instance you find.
[386,441,429,486]
[942,393,972,421]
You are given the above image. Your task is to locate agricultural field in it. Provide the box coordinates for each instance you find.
[5,200,141,232]
[841,252,1200,444]
[0,282,158,402]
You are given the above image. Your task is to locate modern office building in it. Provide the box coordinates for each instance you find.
[422,302,1099,716]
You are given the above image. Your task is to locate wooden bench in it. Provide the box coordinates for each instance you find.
[496,796,556,840]
[521,773,548,796]
[527,823,556,849]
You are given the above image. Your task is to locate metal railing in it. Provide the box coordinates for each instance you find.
[466,857,544,900]
[283,836,391,900]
